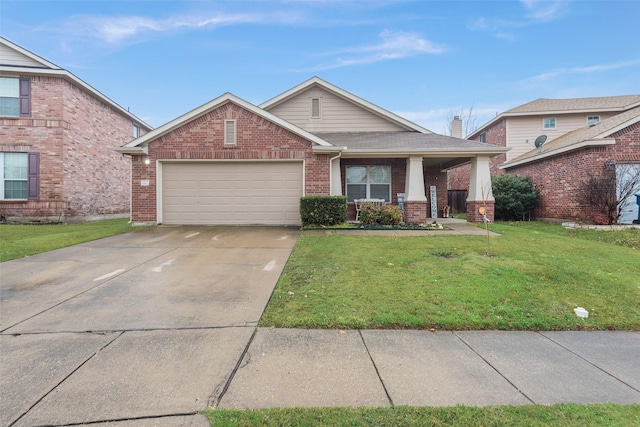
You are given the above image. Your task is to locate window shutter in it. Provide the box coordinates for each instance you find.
[19,78,31,117]
[27,152,39,199]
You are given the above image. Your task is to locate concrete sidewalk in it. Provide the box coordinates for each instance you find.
[218,329,640,409]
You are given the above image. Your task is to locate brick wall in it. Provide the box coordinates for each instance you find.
[448,119,507,191]
[131,102,329,223]
[507,122,640,221]
[1,75,146,220]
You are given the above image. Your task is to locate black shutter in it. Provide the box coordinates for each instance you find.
[27,152,39,199]
[20,78,31,117]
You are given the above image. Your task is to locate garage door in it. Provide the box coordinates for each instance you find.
[161,162,303,225]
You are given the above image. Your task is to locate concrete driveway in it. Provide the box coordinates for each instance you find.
[0,226,299,427]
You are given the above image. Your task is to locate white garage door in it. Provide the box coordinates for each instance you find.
[161,162,303,225]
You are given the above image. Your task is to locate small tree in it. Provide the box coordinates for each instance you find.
[492,175,540,221]
[578,164,640,224]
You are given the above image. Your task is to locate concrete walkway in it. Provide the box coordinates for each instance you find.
[218,329,640,409]
[2,224,639,426]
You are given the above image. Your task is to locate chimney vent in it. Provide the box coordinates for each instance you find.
[451,115,463,138]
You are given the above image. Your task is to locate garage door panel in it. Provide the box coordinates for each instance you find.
[162,162,303,225]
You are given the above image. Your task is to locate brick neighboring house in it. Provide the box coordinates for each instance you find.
[448,95,640,221]
[502,107,640,223]
[116,77,507,226]
[0,37,151,221]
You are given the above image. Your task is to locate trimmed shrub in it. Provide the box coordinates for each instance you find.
[492,174,540,221]
[359,203,381,225]
[379,204,403,225]
[299,196,347,226]
[359,203,404,226]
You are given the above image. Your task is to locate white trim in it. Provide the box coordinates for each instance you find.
[310,97,321,119]
[543,117,556,129]
[260,76,432,134]
[501,139,616,169]
[156,160,163,224]
[587,115,600,126]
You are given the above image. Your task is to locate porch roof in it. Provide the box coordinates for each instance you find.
[314,131,508,165]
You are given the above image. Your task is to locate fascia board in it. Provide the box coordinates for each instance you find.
[592,115,640,139]
[260,76,432,134]
[1,65,152,130]
[500,139,616,169]
[340,147,509,158]
[122,92,333,149]
[113,146,148,155]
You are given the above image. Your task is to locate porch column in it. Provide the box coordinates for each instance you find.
[330,156,342,196]
[467,155,495,222]
[404,156,428,223]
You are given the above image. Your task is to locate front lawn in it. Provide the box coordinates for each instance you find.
[259,222,640,330]
[0,218,134,262]
[206,403,640,427]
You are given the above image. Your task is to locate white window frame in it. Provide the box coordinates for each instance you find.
[224,120,237,146]
[0,152,28,200]
[587,116,600,126]
[346,165,391,203]
[479,132,487,143]
[133,124,140,138]
[310,98,321,119]
[0,77,20,117]
[543,117,556,129]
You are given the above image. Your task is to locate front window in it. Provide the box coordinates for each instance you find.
[346,165,391,202]
[0,77,30,117]
[543,117,556,129]
[1,152,28,199]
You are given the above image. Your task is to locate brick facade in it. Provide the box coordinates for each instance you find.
[506,122,640,221]
[131,102,329,223]
[1,75,146,221]
[340,158,448,223]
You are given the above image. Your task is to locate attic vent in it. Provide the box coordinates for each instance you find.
[224,120,236,146]
[311,98,321,118]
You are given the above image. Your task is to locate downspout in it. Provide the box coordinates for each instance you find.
[329,152,342,196]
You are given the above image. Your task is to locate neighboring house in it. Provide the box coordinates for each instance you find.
[116,77,506,226]
[0,37,151,221]
[448,95,640,192]
[501,106,640,223]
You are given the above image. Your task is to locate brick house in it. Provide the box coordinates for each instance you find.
[501,107,640,223]
[448,95,640,222]
[117,77,507,226]
[0,37,151,221]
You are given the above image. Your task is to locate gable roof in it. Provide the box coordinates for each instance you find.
[469,94,640,139]
[260,76,432,134]
[502,106,640,169]
[0,37,151,130]
[115,92,334,155]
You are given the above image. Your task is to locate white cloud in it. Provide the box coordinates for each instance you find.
[529,59,640,81]
[520,0,566,22]
[63,11,300,45]
[301,30,447,71]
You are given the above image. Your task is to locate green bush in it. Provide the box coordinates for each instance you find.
[299,196,347,226]
[379,204,403,225]
[359,203,403,226]
[492,174,540,221]
[359,203,381,225]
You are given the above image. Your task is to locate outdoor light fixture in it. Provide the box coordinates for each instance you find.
[144,157,150,165]
[604,160,615,170]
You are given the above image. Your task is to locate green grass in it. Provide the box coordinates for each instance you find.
[0,218,134,262]
[259,222,640,331]
[205,404,640,427]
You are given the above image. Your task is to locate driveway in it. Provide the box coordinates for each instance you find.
[0,226,299,427]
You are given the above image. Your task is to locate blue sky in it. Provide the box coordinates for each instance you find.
[2,0,639,134]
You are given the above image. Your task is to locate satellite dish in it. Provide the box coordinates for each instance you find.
[534,135,547,148]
